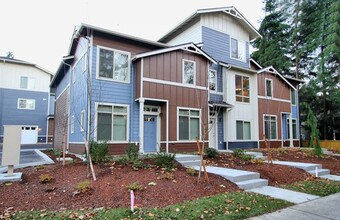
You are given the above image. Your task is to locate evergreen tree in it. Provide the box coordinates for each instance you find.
[252,0,291,75]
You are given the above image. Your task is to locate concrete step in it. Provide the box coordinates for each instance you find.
[308,168,330,176]
[193,166,260,182]
[179,160,204,167]
[175,154,201,162]
[271,161,322,171]
[319,174,340,181]
[236,178,268,190]
[247,186,320,204]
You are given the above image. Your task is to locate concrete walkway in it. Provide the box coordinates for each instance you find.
[249,192,340,219]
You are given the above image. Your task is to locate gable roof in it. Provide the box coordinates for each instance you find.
[159,6,262,43]
[0,56,53,76]
[258,66,296,90]
[132,42,217,64]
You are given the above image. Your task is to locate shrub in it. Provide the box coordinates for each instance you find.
[90,141,109,163]
[240,154,252,163]
[126,142,139,162]
[186,168,197,176]
[132,159,145,170]
[39,174,53,184]
[76,180,91,193]
[127,182,143,191]
[116,157,128,165]
[205,148,218,158]
[154,152,176,171]
[232,148,245,157]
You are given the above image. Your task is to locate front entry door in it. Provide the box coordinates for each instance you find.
[144,115,157,152]
[209,118,217,149]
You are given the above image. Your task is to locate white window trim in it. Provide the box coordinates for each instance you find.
[17,98,35,110]
[230,37,246,62]
[95,102,130,143]
[80,110,85,132]
[209,69,217,91]
[265,78,273,97]
[71,115,75,134]
[182,59,196,86]
[96,45,131,84]
[263,115,278,140]
[236,120,251,140]
[177,107,201,142]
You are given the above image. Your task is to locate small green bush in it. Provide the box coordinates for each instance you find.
[232,148,245,157]
[240,154,252,163]
[154,152,176,171]
[132,159,145,170]
[76,180,91,193]
[116,157,128,165]
[127,182,143,191]
[205,148,218,158]
[90,141,109,163]
[39,174,53,184]
[126,142,139,162]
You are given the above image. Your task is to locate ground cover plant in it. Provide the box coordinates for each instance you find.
[282,178,340,196]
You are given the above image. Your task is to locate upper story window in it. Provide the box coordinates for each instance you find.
[209,69,217,91]
[183,59,196,85]
[20,76,35,89]
[265,79,273,97]
[18,98,35,110]
[235,75,250,103]
[98,47,130,83]
[291,89,296,105]
[231,38,246,62]
[178,108,200,141]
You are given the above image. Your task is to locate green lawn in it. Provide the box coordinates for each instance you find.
[12,192,291,220]
[282,179,340,196]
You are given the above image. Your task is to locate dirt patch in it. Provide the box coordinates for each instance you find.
[0,154,238,212]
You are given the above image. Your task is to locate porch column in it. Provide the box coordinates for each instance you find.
[289,113,294,147]
[139,99,144,153]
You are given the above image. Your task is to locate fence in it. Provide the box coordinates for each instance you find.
[302,140,340,152]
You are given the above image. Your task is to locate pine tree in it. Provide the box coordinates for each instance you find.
[252,0,291,75]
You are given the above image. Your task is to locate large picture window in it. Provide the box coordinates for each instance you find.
[17,98,35,110]
[231,38,246,62]
[264,115,277,139]
[236,120,251,140]
[235,75,250,103]
[183,59,196,85]
[97,104,128,142]
[209,69,217,91]
[98,47,130,82]
[178,108,200,141]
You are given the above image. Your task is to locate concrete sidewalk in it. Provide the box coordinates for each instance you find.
[249,192,340,219]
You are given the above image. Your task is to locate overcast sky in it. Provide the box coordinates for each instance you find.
[0,0,264,73]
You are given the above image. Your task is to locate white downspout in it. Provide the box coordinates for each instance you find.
[289,113,294,147]
[166,100,169,153]
[139,58,144,154]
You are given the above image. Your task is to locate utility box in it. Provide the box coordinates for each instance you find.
[2,125,22,166]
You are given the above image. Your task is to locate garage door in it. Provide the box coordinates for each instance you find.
[21,126,38,144]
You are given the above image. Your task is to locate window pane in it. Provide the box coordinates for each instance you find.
[190,110,199,116]
[179,116,189,140]
[99,49,114,79]
[190,118,199,140]
[20,77,28,89]
[113,106,127,113]
[266,80,272,97]
[238,41,246,61]
[244,122,251,140]
[113,115,127,141]
[209,70,216,90]
[270,120,276,139]
[231,38,238,59]
[179,109,189,116]
[235,75,242,96]
[291,89,296,105]
[18,99,26,108]
[183,60,194,84]
[27,100,35,109]
[293,121,297,139]
[242,77,249,97]
[114,52,128,81]
[97,113,112,141]
[98,105,112,112]
[264,119,270,139]
[236,121,243,140]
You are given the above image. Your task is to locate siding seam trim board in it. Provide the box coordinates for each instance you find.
[258,96,291,103]
[143,77,207,91]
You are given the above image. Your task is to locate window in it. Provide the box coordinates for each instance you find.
[209,69,217,91]
[178,108,200,141]
[236,120,251,140]
[231,38,246,62]
[264,115,277,139]
[20,76,35,89]
[98,47,130,82]
[287,118,297,139]
[291,89,296,105]
[265,79,273,97]
[71,115,75,134]
[235,75,250,103]
[183,59,195,85]
[97,104,128,141]
[80,110,85,131]
[17,98,35,110]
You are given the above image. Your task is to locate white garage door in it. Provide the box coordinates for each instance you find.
[21,126,38,144]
